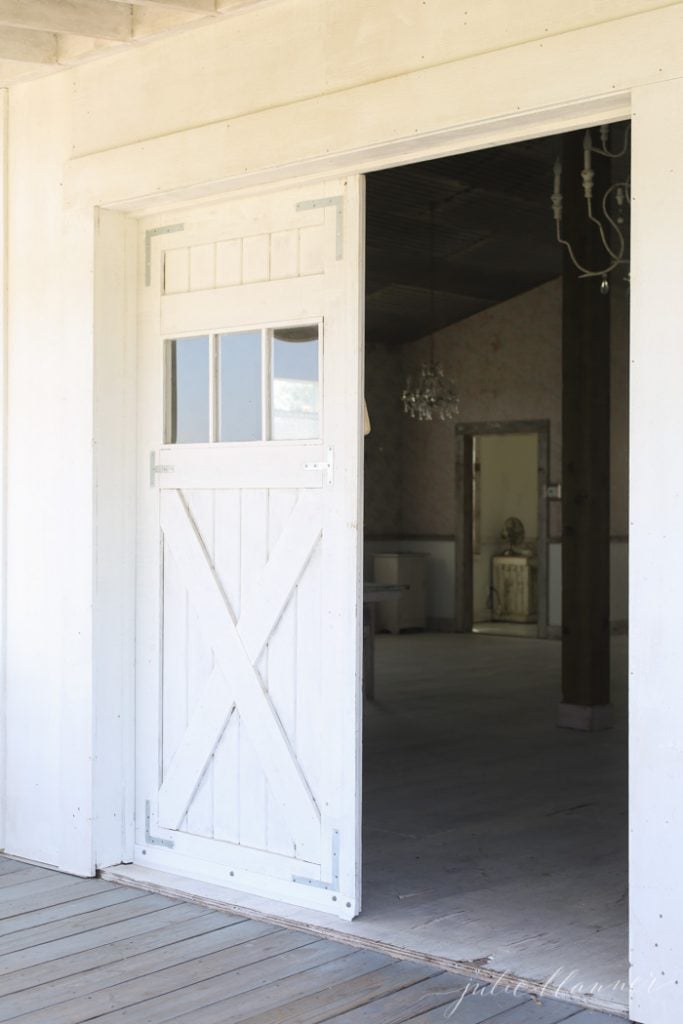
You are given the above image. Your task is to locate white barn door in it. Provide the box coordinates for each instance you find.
[135,180,364,918]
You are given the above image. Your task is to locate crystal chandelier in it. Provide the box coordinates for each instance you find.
[402,200,460,421]
[402,361,459,421]
[551,124,630,294]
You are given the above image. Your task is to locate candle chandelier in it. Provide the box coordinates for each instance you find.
[402,201,460,422]
[551,124,630,294]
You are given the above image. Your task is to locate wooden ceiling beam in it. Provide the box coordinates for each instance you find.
[0,0,133,42]
[0,26,57,64]
[110,0,215,10]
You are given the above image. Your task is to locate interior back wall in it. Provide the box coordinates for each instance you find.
[400,277,562,538]
[363,275,629,629]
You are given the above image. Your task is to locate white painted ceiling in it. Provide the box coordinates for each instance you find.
[0,0,272,89]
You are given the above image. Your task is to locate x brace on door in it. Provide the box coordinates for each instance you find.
[156,488,324,864]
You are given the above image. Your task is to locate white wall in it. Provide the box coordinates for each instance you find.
[629,77,683,1024]
[0,89,7,853]
[2,3,683,1019]
[5,76,92,867]
[474,433,539,621]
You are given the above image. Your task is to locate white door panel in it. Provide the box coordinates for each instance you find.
[135,179,364,918]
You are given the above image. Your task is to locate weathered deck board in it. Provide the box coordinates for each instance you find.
[0,893,180,958]
[0,855,629,1024]
[234,959,454,1024]
[0,876,116,923]
[93,946,394,1024]
[0,868,54,892]
[0,886,145,940]
[0,906,238,992]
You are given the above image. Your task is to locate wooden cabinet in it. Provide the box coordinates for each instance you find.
[372,552,428,633]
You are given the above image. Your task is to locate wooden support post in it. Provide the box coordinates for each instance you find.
[559,130,613,731]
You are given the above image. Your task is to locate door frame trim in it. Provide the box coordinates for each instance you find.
[88,97,625,873]
[453,419,550,637]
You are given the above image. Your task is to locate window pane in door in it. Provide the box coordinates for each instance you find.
[167,336,210,443]
[219,331,262,442]
[272,325,320,440]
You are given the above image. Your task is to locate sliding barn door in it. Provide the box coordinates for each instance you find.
[135,180,364,918]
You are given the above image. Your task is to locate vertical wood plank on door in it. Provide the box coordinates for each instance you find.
[164,248,190,295]
[212,490,242,844]
[242,235,270,283]
[270,230,299,280]
[190,244,216,292]
[295,542,323,813]
[184,490,216,838]
[265,488,299,856]
[215,239,242,288]
[299,226,325,277]
[238,489,269,849]
[162,545,189,777]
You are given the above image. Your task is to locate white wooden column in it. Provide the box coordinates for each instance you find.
[57,203,97,875]
[0,89,8,853]
[92,209,137,868]
[630,77,683,1024]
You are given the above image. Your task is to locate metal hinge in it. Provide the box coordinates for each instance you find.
[304,446,334,486]
[150,451,175,487]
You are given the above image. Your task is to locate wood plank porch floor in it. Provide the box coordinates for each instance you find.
[0,854,625,1024]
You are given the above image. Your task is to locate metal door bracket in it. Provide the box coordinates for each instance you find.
[144,801,175,849]
[304,447,334,486]
[150,451,175,487]
[145,223,184,286]
[295,196,344,259]
[292,830,339,891]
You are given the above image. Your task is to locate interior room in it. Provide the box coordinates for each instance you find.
[360,128,630,1012]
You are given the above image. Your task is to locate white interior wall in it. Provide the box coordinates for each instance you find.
[1,4,682,1019]
[474,433,538,621]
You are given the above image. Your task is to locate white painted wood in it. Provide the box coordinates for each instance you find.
[183,488,216,838]
[136,180,364,918]
[215,239,242,287]
[629,77,683,1024]
[189,243,215,291]
[0,90,7,855]
[164,247,190,294]
[155,442,327,490]
[0,0,133,40]
[61,1,662,165]
[156,489,321,851]
[0,27,57,64]
[92,210,138,868]
[12,6,683,1019]
[161,279,325,334]
[242,234,269,283]
[126,0,215,9]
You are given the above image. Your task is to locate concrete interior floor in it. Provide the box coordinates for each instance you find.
[361,632,628,1014]
[472,621,539,638]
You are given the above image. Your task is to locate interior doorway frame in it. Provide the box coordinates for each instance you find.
[454,419,549,637]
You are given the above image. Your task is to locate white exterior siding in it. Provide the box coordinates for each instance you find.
[2,3,683,1019]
